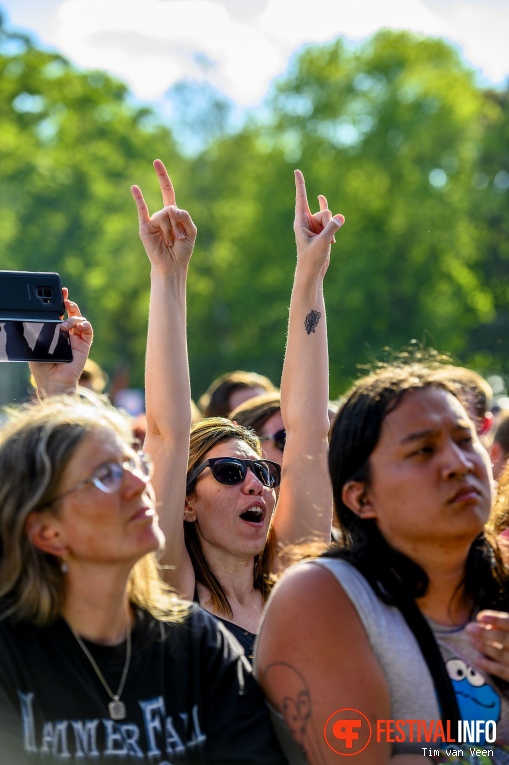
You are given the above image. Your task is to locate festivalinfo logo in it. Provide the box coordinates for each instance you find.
[323,708,497,758]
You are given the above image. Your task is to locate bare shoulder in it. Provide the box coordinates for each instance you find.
[257,560,370,670]
[255,560,392,765]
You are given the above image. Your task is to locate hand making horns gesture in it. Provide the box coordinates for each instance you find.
[131,159,197,274]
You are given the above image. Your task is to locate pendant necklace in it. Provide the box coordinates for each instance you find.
[66,620,132,721]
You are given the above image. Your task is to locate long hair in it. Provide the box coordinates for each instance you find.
[325,362,508,610]
[0,394,186,626]
[185,417,276,617]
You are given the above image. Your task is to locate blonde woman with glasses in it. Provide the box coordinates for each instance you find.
[0,315,287,763]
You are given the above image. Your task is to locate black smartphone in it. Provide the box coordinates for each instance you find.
[0,321,73,363]
[0,270,65,322]
[0,271,72,362]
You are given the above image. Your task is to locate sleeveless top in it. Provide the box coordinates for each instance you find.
[193,587,256,662]
[260,558,509,763]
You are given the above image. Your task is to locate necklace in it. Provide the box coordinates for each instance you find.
[66,620,132,721]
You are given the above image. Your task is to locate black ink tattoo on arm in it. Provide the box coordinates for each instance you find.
[304,310,321,335]
[261,662,326,765]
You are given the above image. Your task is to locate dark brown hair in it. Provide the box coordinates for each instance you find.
[198,371,277,418]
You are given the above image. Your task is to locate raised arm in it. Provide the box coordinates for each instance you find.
[132,159,196,596]
[29,290,93,398]
[271,170,344,549]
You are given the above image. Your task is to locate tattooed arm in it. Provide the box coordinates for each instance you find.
[256,563,431,764]
[270,171,344,550]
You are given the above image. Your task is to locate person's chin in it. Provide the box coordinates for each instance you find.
[135,521,165,557]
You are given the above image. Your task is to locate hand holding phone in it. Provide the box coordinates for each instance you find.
[0,270,94,396]
[0,271,71,363]
[0,321,73,362]
[0,270,65,322]
[28,291,94,399]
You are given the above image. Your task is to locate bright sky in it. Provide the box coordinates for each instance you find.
[1,0,508,108]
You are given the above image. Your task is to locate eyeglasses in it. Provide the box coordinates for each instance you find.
[48,452,153,505]
[186,457,281,492]
[259,428,286,452]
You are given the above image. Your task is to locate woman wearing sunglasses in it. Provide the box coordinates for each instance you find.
[133,160,344,660]
[0,392,287,761]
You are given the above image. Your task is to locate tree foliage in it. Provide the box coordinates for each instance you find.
[0,19,508,401]
[0,20,184,387]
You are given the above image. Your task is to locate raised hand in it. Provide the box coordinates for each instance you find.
[293,169,345,277]
[29,288,93,398]
[131,159,197,274]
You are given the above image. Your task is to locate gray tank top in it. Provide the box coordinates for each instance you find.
[260,558,509,762]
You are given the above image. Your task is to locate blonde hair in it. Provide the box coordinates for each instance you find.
[0,394,186,626]
[185,417,276,617]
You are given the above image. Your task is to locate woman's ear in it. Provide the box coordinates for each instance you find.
[341,481,377,519]
[184,498,197,523]
[24,511,68,556]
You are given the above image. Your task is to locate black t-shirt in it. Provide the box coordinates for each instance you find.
[0,604,287,765]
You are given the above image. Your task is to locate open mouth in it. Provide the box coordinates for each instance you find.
[240,507,264,524]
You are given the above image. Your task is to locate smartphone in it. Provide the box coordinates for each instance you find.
[0,321,73,363]
[0,271,65,322]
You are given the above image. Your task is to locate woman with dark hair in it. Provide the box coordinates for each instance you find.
[255,362,509,764]
[134,160,344,660]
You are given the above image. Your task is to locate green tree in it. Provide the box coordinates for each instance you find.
[0,18,184,388]
[180,31,498,398]
[263,31,494,393]
[1,20,506,402]
[463,88,509,377]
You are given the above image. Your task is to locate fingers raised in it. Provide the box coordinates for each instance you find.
[294,169,311,223]
[154,158,176,208]
[131,185,150,226]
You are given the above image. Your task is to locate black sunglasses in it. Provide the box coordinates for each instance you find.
[260,428,286,452]
[186,457,281,492]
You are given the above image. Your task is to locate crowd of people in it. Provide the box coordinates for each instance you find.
[0,159,508,764]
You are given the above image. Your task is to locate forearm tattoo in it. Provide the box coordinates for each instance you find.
[304,309,321,335]
[262,662,326,765]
